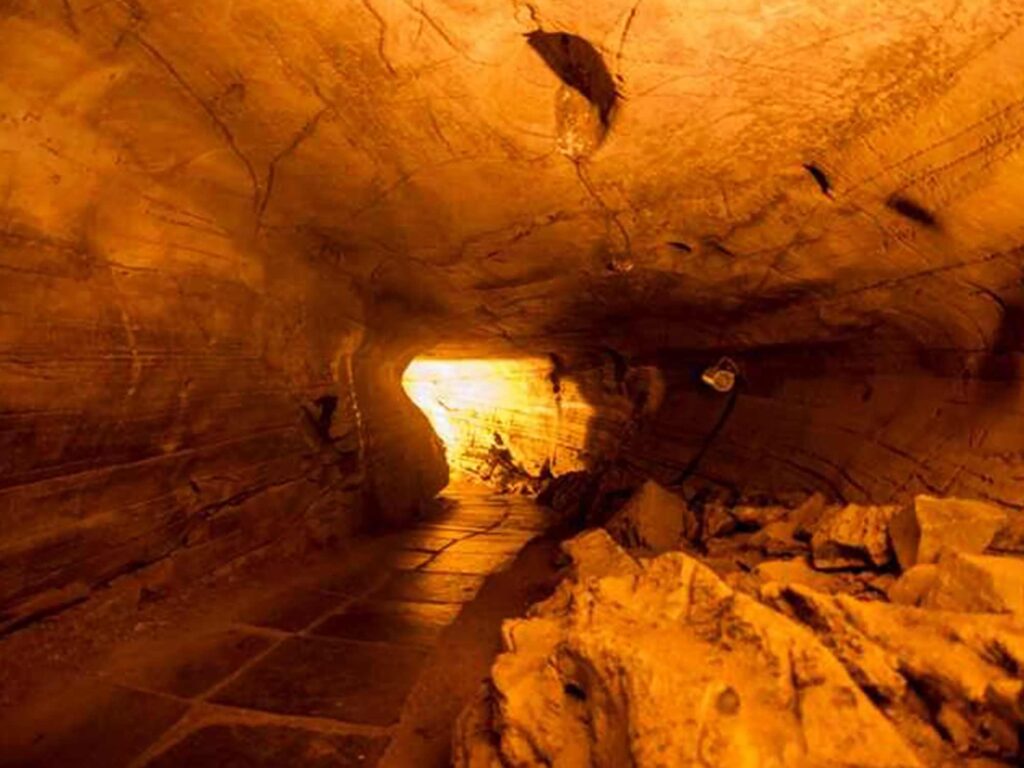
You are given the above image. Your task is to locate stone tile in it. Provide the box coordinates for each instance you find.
[499,514,549,531]
[423,511,506,529]
[374,571,485,604]
[0,685,188,768]
[210,637,427,726]
[417,521,495,534]
[447,534,534,555]
[144,723,389,768]
[309,600,460,647]
[421,550,515,575]
[115,629,273,699]
[241,589,347,632]
[397,530,459,553]
[316,566,390,598]
[414,523,493,537]
[386,550,433,570]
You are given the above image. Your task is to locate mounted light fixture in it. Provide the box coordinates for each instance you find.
[701,357,740,393]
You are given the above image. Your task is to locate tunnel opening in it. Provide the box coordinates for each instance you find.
[401,354,595,492]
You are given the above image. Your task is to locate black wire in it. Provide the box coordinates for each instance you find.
[670,384,740,488]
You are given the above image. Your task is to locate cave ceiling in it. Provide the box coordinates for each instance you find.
[7,0,1024,357]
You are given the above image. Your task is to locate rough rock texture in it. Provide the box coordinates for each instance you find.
[456,529,920,767]
[890,496,1008,570]
[402,357,653,479]
[605,479,696,553]
[888,565,939,607]
[769,583,1024,762]
[811,504,897,570]
[991,515,1024,554]
[754,557,846,594]
[922,552,1024,614]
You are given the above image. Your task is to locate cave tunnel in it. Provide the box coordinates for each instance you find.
[2,1,1024,766]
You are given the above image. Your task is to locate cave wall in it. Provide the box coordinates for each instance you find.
[355,344,448,527]
[0,5,445,629]
[421,342,1024,515]
[621,345,1024,511]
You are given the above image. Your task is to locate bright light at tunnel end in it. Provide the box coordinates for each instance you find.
[401,356,594,480]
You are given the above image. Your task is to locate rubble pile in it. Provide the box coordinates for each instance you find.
[456,479,1024,767]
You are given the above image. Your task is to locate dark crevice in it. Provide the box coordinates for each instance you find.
[803,163,833,197]
[667,241,693,252]
[549,353,567,396]
[306,395,339,442]
[602,346,628,392]
[563,681,588,701]
[526,31,618,127]
[886,195,938,228]
[702,238,736,258]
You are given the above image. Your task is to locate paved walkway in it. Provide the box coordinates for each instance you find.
[0,484,552,767]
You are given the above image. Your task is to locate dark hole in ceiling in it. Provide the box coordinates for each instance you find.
[526,30,618,127]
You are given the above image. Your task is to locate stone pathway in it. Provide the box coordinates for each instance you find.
[0,484,551,768]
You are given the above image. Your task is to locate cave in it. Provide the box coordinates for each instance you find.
[2,1,1024,766]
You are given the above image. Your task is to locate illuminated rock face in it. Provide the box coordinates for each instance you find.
[455,529,923,768]
[457,487,1024,766]
[402,357,649,481]
[4,0,1024,621]
[403,357,589,478]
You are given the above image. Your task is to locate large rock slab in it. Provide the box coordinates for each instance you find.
[455,529,920,767]
[766,582,1024,760]
[991,513,1024,554]
[887,564,938,607]
[889,496,1007,570]
[605,479,696,553]
[755,557,851,593]
[922,552,1024,614]
[811,504,897,570]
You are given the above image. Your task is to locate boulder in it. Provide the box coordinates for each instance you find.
[791,492,830,540]
[765,582,1024,760]
[922,552,1024,614]
[562,529,641,582]
[455,529,921,768]
[755,558,892,600]
[750,520,805,557]
[889,496,1007,570]
[605,479,696,553]
[887,564,938,607]
[700,502,737,541]
[730,504,788,528]
[754,557,842,592]
[811,504,897,570]
[988,511,1024,554]
[865,573,897,597]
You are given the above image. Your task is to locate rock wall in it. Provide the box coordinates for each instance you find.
[619,345,1024,511]
[0,5,444,629]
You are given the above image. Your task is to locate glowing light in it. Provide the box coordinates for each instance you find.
[401,357,594,479]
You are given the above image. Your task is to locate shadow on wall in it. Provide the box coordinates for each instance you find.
[977,299,1024,385]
